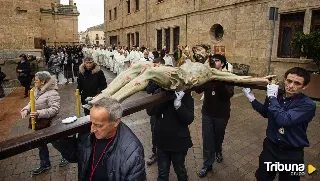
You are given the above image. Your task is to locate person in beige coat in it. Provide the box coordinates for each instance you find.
[20,71,68,175]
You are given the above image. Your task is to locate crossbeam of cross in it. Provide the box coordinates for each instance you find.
[0,82,283,160]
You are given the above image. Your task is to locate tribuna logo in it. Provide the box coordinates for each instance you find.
[264,162,305,175]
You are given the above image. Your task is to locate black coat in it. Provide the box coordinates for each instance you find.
[195,81,234,120]
[77,63,107,105]
[16,61,31,82]
[146,91,194,152]
[53,122,146,181]
[63,56,73,78]
[152,51,160,59]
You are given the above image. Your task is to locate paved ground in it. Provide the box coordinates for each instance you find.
[0,68,319,181]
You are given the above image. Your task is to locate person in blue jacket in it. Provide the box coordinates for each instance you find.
[242,67,316,181]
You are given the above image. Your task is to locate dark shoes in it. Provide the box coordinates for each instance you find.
[198,166,212,178]
[32,165,51,175]
[146,154,158,166]
[59,158,69,167]
[216,152,223,163]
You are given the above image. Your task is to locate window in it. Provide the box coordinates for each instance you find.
[110,36,118,46]
[173,26,180,51]
[311,10,320,32]
[127,0,131,14]
[96,41,99,45]
[210,24,224,42]
[165,28,170,52]
[114,7,117,20]
[109,10,112,21]
[277,12,305,58]
[135,32,140,47]
[95,34,99,40]
[131,33,135,46]
[127,33,131,47]
[157,29,162,51]
[135,0,139,11]
[157,0,163,3]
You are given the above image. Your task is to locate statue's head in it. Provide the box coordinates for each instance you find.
[192,45,211,64]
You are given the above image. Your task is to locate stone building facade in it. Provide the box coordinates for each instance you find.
[83,24,106,45]
[0,0,79,83]
[104,0,320,77]
[0,0,79,50]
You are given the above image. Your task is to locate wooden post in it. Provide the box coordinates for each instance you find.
[30,89,36,130]
[76,89,80,117]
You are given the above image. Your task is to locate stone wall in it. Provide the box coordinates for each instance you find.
[0,0,42,50]
[0,0,78,50]
[105,0,320,80]
[41,13,79,46]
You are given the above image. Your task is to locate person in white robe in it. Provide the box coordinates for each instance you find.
[113,49,121,74]
[139,51,151,62]
[129,47,141,65]
[123,51,131,70]
[92,47,99,63]
[163,52,174,67]
[116,50,126,74]
[146,48,154,61]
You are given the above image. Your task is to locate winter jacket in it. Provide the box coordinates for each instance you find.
[21,76,60,120]
[53,122,146,181]
[49,55,62,74]
[195,81,234,120]
[16,61,31,82]
[77,63,107,105]
[146,91,194,152]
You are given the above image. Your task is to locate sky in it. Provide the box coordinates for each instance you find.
[60,0,104,32]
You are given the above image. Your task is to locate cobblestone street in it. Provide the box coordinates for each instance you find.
[0,68,319,181]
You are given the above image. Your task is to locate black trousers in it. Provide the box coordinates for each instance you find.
[202,114,228,167]
[157,149,188,181]
[150,115,157,154]
[20,80,30,97]
[256,138,304,181]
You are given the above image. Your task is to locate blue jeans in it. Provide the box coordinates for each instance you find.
[157,149,188,181]
[38,144,51,167]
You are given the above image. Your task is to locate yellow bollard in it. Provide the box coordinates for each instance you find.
[76,89,80,117]
[30,89,36,130]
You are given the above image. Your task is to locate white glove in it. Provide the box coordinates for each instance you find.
[85,97,93,102]
[21,110,28,119]
[242,88,255,102]
[267,84,279,98]
[174,91,185,110]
